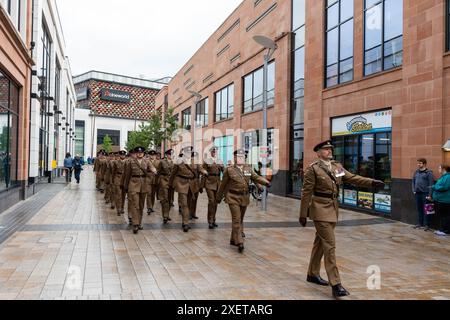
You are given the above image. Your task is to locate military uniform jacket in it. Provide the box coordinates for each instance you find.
[123,158,155,193]
[93,158,100,173]
[299,160,374,223]
[202,159,224,191]
[216,165,270,206]
[104,160,113,185]
[157,159,173,189]
[145,159,159,185]
[170,159,205,195]
[111,159,126,186]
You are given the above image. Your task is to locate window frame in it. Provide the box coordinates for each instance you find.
[363,0,403,76]
[324,0,355,88]
[195,97,209,127]
[181,107,191,130]
[242,61,275,114]
[214,83,234,122]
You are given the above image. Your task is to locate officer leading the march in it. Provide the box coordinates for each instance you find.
[299,140,385,298]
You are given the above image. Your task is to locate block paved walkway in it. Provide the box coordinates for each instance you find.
[0,167,449,300]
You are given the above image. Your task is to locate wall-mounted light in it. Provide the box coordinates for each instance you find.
[443,139,450,152]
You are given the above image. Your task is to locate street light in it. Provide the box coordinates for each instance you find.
[253,35,277,212]
[189,90,203,155]
[89,109,96,158]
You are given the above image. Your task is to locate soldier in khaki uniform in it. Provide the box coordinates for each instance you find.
[216,149,271,253]
[94,150,106,191]
[189,151,208,220]
[202,147,224,229]
[111,150,127,216]
[170,146,207,232]
[145,150,159,215]
[123,146,157,234]
[102,152,115,209]
[299,140,385,298]
[157,149,174,224]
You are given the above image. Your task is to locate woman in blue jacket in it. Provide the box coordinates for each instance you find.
[429,164,450,236]
[64,153,73,183]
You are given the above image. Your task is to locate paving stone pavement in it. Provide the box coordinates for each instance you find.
[0,167,449,300]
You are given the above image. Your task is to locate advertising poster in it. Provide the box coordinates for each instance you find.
[358,192,374,210]
[332,110,392,136]
[374,193,391,213]
[344,189,357,206]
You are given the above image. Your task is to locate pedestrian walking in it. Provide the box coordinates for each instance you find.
[299,140,385,298]
[429,164,450,236]
[64,153,73,183]
[412,158,435,231]
[73,154,83,184]
[216,149,271,253]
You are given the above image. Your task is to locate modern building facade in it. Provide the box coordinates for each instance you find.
[73,71,165,157]
[0,0,33,212]
[1,0,77,213]
[161,0,450,225]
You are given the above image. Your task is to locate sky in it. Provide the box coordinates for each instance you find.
[56,0,243,80]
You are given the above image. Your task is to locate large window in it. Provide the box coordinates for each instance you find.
[243,62,275,113]
[75,120,85,157]
[447,0,450,51]
[0,71,19,192]
[364,0,403,76]
[97,129,120,146]
[243,129,274,167]
[182,107,191,130]
[195,98,208,127]
[214,84,234,122]
[326,0,354,87]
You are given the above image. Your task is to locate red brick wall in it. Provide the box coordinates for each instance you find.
[76,80,159,119]
[304,0,449,179]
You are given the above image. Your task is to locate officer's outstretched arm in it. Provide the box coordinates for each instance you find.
[342,167,373,188]
[299,166,316,219]
[250,170,270,187]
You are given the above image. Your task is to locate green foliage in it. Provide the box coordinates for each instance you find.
[102,134,113,153]
[165,107,179,142]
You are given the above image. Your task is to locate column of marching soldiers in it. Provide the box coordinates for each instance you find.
[93,145,271,254]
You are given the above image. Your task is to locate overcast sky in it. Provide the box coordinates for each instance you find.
[56,0,242,80]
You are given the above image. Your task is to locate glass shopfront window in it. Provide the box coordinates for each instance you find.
[182,107,191,130]
[332,110,392,214]
[0,71,20,192]
[243,62,275,113]
[214,135,234,167]
[242,129,274,168]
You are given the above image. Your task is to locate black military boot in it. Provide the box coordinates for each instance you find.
[147,209,152,215]
[332,284,350,298]
[212,223,218,228]
[307,275,329,286]
[209,223,214,229]
[238,244,244,253]
[133,225,139,234]
[183,224,191,233]
[163,218,168,224]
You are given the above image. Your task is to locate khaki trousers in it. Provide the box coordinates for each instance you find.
[159,187,170,219]
[307,221,341,286]
[169,187,175,206]
[128,192,147,226]
[146,184,157,210]
[188,191,199,218]
[178,193,190,226]
[104,183,111,203]
[206,189,218,224]
[228,204,247,245]
[113,185,125,214]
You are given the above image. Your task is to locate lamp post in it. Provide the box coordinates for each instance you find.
[189,90,202,155]
[90,109,96,158]
[253,35,277,212]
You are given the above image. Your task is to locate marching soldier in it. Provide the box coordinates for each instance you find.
[202,147,224,229]
[95,150,107,193]
[157,149,175,224]
[189,151,208,220]
[111,150,127,216]
[102,152,115,209]
[216,149,271,253]
[170,146,207,232]
[146,150,159,215]
[299,140,385,298]
[123,146,157,234]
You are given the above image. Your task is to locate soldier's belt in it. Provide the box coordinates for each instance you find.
[314,191,338,199]
[177,174,196,180]
[208,173,220,177]
[228,189,249,195]
[132,175,145,178]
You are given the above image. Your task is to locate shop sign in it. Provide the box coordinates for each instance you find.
[332,110,392,136]
[100,88,131,103]
[343,189,357,206]
[358,191,374,210]
[374,193,391,212]
[76,87,89,101]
